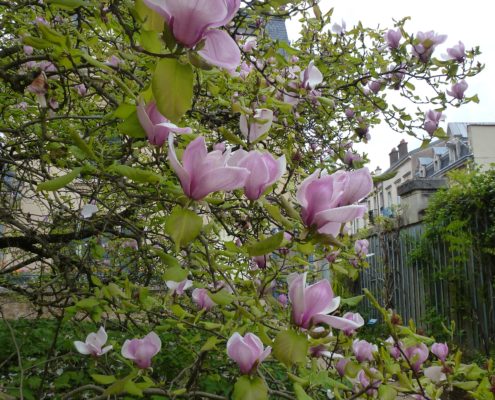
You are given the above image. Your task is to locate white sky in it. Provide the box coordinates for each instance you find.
[286,0,494,171]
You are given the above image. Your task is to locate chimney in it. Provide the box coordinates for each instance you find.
[389,148,399,166]
[398,139,408,159]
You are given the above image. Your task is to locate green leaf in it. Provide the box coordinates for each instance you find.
[233,376,268,400]
[108,164,163,184]
[163,266,188,282]
[75,297,99,310]
[91,374,116,385]
[135,0,164,31]
[273,330,308,367]
[36,168,81,191]
[164,207,203,250]
[152,58,193,123]
[123,380,143,397]
[247,231,284,257]
[294,383,313,400]
[340,295,364,307]
[119,111,147,138]
[47,0,89,8]
[200,336,220,352]
[378,385,397,400]
[69,131,98,161]
[208,290,235,306]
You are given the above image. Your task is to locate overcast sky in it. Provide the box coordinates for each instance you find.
[286,0,494,171]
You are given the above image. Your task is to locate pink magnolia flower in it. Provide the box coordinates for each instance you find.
[23,45,34,55]
[385,29,402,49]
[16,102,28,111]
[239,109,274,142]
[431,342,449,362]
[354,239,369,258]
[300,61,323,90]
[227,332,271,374]
[424,110,444,135]
[352,339,377,362]
[344,151,362,167]
[242,37,257,53]
[277,294,288,307]
[404,343,429,372]
[74,83,87,96]
[81,203,98,219]
[342,312,365,335]
[336,358,349,377]
[385,336,402,360]
[368,80,383,94]
[358,368,381,395]
[143,0,241,70]
[137,101,192,147]
[447,80,468,100]
[287,272,364,332]
[192,288,215,310]
[166,279,193,295]
[345,108,355,119]
[412,31,447,63]
[74,327,113,356]
[229,149,285,200]
[446,41,465,62]
[121,332,161,369]
[27,72,48,108]
[296,168,373,237]
[424,366,447,383]
[168,135,250,200]
[252,255,267,269]
[106,55,122,68]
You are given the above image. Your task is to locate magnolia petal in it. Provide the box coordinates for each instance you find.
[95,326,108,348]
[301,280,335,327]
[121,339,136,360]
[142,0,171,22]
[191,166,250,200]
[74,341,91,355]
[288,272,307,326]
[198,29,241,70]
[312,314,364,331]
[424,366,446,383]
[313,205,367,227]
[100,345,113,355]
[167,134,191,196]
[296,170,321,209]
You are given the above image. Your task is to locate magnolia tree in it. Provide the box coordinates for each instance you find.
[0,0,492,399]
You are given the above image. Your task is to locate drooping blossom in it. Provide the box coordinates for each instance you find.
[166,279,193,295]
[106,55,122,68]
[226,332,271,374]
[213,142,226,152]
[431,342,449,362]
[385,29,402,49]
[278,294,288,307]
[332,19,346,35]
[424,366,447,383]
[412,31,447,62]
[300,61,323,90]
[143,0,241,70]
[74,327,113,356]
[239,109,274,143]
[252,255,267,269]
[121,332,161,369]
[228,149,285,200]
[81,202,98,219]
[341,312,365,335]
[357,368,381,395]
[192,288,215,310]
[296,168,373,237]
[446,41,465,62]
[242,37,257,53]
[16,102,28,111]
[385,336,402,360]
[336,358,349,377]
[368,80,383,94]
[168,135,250,200]
[447,80,468,100]
[74,84,87,97]
[354,239,369,258]
[23,45,34,55]
[352,339,377,362]
[27,72,48,108]
[345,108,355,119]
[287,272,365,332]
[137,101,192,147]
[343,151,362,167]
[326,250,340,263]
[424,109,444,135]
[239,61,253,79]
[404,343,429,372]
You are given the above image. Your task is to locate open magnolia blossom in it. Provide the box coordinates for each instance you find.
[74,326,113,356]
[447,80,468,100]
[229,149,285,200]
[168,135,250,200]
[353,339,378,362]
[80,203,98,219]
[121,332,161,369]
[239,109,274,143]
[226,332,271,374]
[424,365,447,383]
[296,168,373,237]
[300,60,323,90]
[166,279,193,295]
[143,0,241,70]
[385,28,402,49]
[404,343,429,372]
[287,272,365,331]
[342,312,365,335]
[137,101,192,147]
[412,31,447,62]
